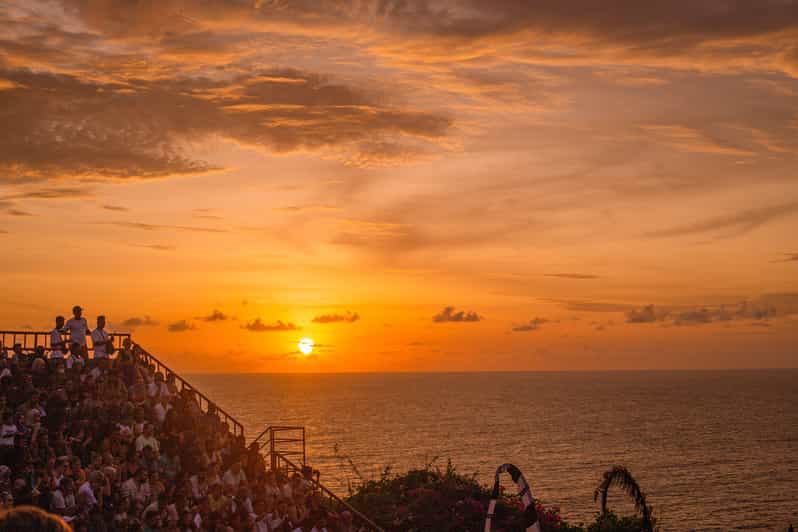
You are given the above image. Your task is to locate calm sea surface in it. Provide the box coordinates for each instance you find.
[188,370,798,531]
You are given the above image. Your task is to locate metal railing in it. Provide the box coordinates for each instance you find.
[273,450,385,532]
[252,425,306,470]
[0,329,130,352]
[132,342,245,438]
[252,426,384,531]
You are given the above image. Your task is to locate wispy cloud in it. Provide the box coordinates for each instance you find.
[544,273,600,280]
[551,300,636,313]
[242,318,299,332]
[102,204,128,212]
[134,243,176,251]
[192,208,223,220]
[312,311,359,324]
[640,124,756,157]
[196,309,228,322]
[512,317,549,332]
[0,187,94,201]
[644,202,798,239]
[7,209,33,217]
[432,306,482,323]
[771,252,798,263]
[273,204,340,213]
[167,320,196,332]
[96,221,228,233]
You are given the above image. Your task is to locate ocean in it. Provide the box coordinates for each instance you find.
[188,370,798,531]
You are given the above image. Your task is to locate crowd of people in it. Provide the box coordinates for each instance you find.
[0,307,364,531]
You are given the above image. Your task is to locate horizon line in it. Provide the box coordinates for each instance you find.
[185,367,798,376]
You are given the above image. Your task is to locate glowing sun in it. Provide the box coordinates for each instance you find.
[298,337,314,355]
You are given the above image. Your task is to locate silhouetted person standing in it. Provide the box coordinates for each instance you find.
[91,315,110,360]
[50,316,66,359]
[65,306,89,349]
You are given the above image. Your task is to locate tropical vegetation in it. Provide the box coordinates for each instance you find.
[344,461,655,531]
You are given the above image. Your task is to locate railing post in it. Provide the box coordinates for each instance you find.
[270,429,276,472]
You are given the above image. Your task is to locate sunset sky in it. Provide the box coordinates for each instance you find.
[1,1,797,372]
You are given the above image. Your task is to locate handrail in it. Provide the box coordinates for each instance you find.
[274,451,385,532]
[0,329,130,351]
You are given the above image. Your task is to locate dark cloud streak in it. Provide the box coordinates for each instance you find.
[432,306,481,323]
[312,311,360,324]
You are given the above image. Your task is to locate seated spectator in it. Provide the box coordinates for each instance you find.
[222,459,247,489]
[135,423,159,454]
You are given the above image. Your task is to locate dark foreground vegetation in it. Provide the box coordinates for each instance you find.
[345,462,654,531]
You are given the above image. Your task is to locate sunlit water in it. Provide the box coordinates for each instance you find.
[188,370,798,531]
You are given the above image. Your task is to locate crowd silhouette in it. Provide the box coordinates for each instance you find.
[0,307,355,531]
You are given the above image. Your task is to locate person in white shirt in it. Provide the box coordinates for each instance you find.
[153,395,171,425]
[135,423,160,453]
[50,316,66,359]
[65,306,90,347]
[91,315,110,359]
[222,460,247,489]
[0,412,17,448]
[121,469,150,504]
[51,477,76,517]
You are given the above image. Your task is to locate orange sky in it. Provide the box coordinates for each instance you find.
[1,1,797,372]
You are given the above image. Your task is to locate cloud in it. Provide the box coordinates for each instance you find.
[7,209,33,216]
[102,204,128,212]
[552,300,636,313]
[544,273,600,280]
[0,66,451,182]
[192,208,222,220]
[196,309,228,322]
[312,311,359,324]
[512,317,548,332]
[772,253,798,263]
[640,124,756,157]
[57,0,798,77]
[432,306,481,323]
[626,304,664,323]
[96,221,228,233]
[625,295,798,326]
[167,320,196,332]
[0,187,94,200]
[134,243,176,251]
[121,316,159,328]
[273,204,340,213]
[644,201,798,239]
[242,318,299,332]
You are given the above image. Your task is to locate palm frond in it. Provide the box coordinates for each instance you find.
[593,465,654,532]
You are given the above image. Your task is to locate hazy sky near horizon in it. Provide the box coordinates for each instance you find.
[1,0,797,372]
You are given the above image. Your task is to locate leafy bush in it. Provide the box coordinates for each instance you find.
[344,461,650,531]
